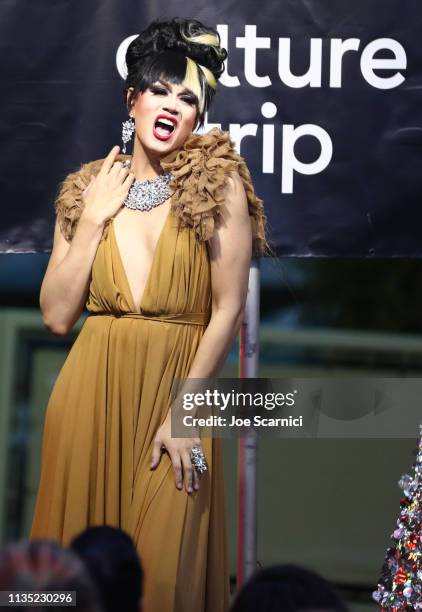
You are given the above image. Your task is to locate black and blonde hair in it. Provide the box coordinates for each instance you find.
[123,18,228,130]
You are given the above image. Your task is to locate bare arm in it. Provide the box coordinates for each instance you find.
[182,169,252,378]
[40,213,105,336]
[41,146,135,335]
[151,168,253,493]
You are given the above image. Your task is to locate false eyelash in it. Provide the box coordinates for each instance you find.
[149,86,197,105]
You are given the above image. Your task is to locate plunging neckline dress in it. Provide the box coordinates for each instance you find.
[29,126,269,612]
[30,196,230,612]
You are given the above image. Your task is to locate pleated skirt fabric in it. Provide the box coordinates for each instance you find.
[30,210,231,612]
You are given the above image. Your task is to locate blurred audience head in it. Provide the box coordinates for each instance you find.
[229,564,348,612]
[0,539,101,612]
[70,525,143,612]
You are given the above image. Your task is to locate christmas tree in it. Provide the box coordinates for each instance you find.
[372,424,422,609]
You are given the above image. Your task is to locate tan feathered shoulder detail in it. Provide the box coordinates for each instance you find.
[160,126,271,257]
[54,157,111,244]
[54,127,271,256]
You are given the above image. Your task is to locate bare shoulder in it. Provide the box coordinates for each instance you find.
[207,166,252,260]
[206,166,252,315]
[225,167,248,205]
[215,167,250,228]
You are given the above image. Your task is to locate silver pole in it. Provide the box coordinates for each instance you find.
[237,257,260,588]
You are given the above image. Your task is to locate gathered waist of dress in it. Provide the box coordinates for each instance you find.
[86,311,210,326]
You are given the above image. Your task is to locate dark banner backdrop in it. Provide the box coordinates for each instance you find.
[1,1,421,256]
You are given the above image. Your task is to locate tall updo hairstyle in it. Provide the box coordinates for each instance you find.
[123,18,228,131]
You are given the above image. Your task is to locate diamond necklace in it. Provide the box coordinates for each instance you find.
[122,159,173,211]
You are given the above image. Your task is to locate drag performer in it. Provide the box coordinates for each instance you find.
[30,17,270,612]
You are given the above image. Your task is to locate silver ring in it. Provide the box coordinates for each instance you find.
[191,445,208,474]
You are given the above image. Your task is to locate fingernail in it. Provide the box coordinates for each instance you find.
[188,487,193,493]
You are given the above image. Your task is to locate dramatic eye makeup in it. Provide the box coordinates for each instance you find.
[149,81,198,106]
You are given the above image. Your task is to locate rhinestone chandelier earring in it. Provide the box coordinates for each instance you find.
[121,114,135,154]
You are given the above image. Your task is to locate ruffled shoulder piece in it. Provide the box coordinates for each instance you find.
[53,156,114,244]
[54,127,270,256]
[160,126,270,257]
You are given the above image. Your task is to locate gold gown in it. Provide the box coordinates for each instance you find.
[29,127,268,612]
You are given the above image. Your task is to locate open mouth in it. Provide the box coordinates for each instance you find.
[153,117,176,140]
